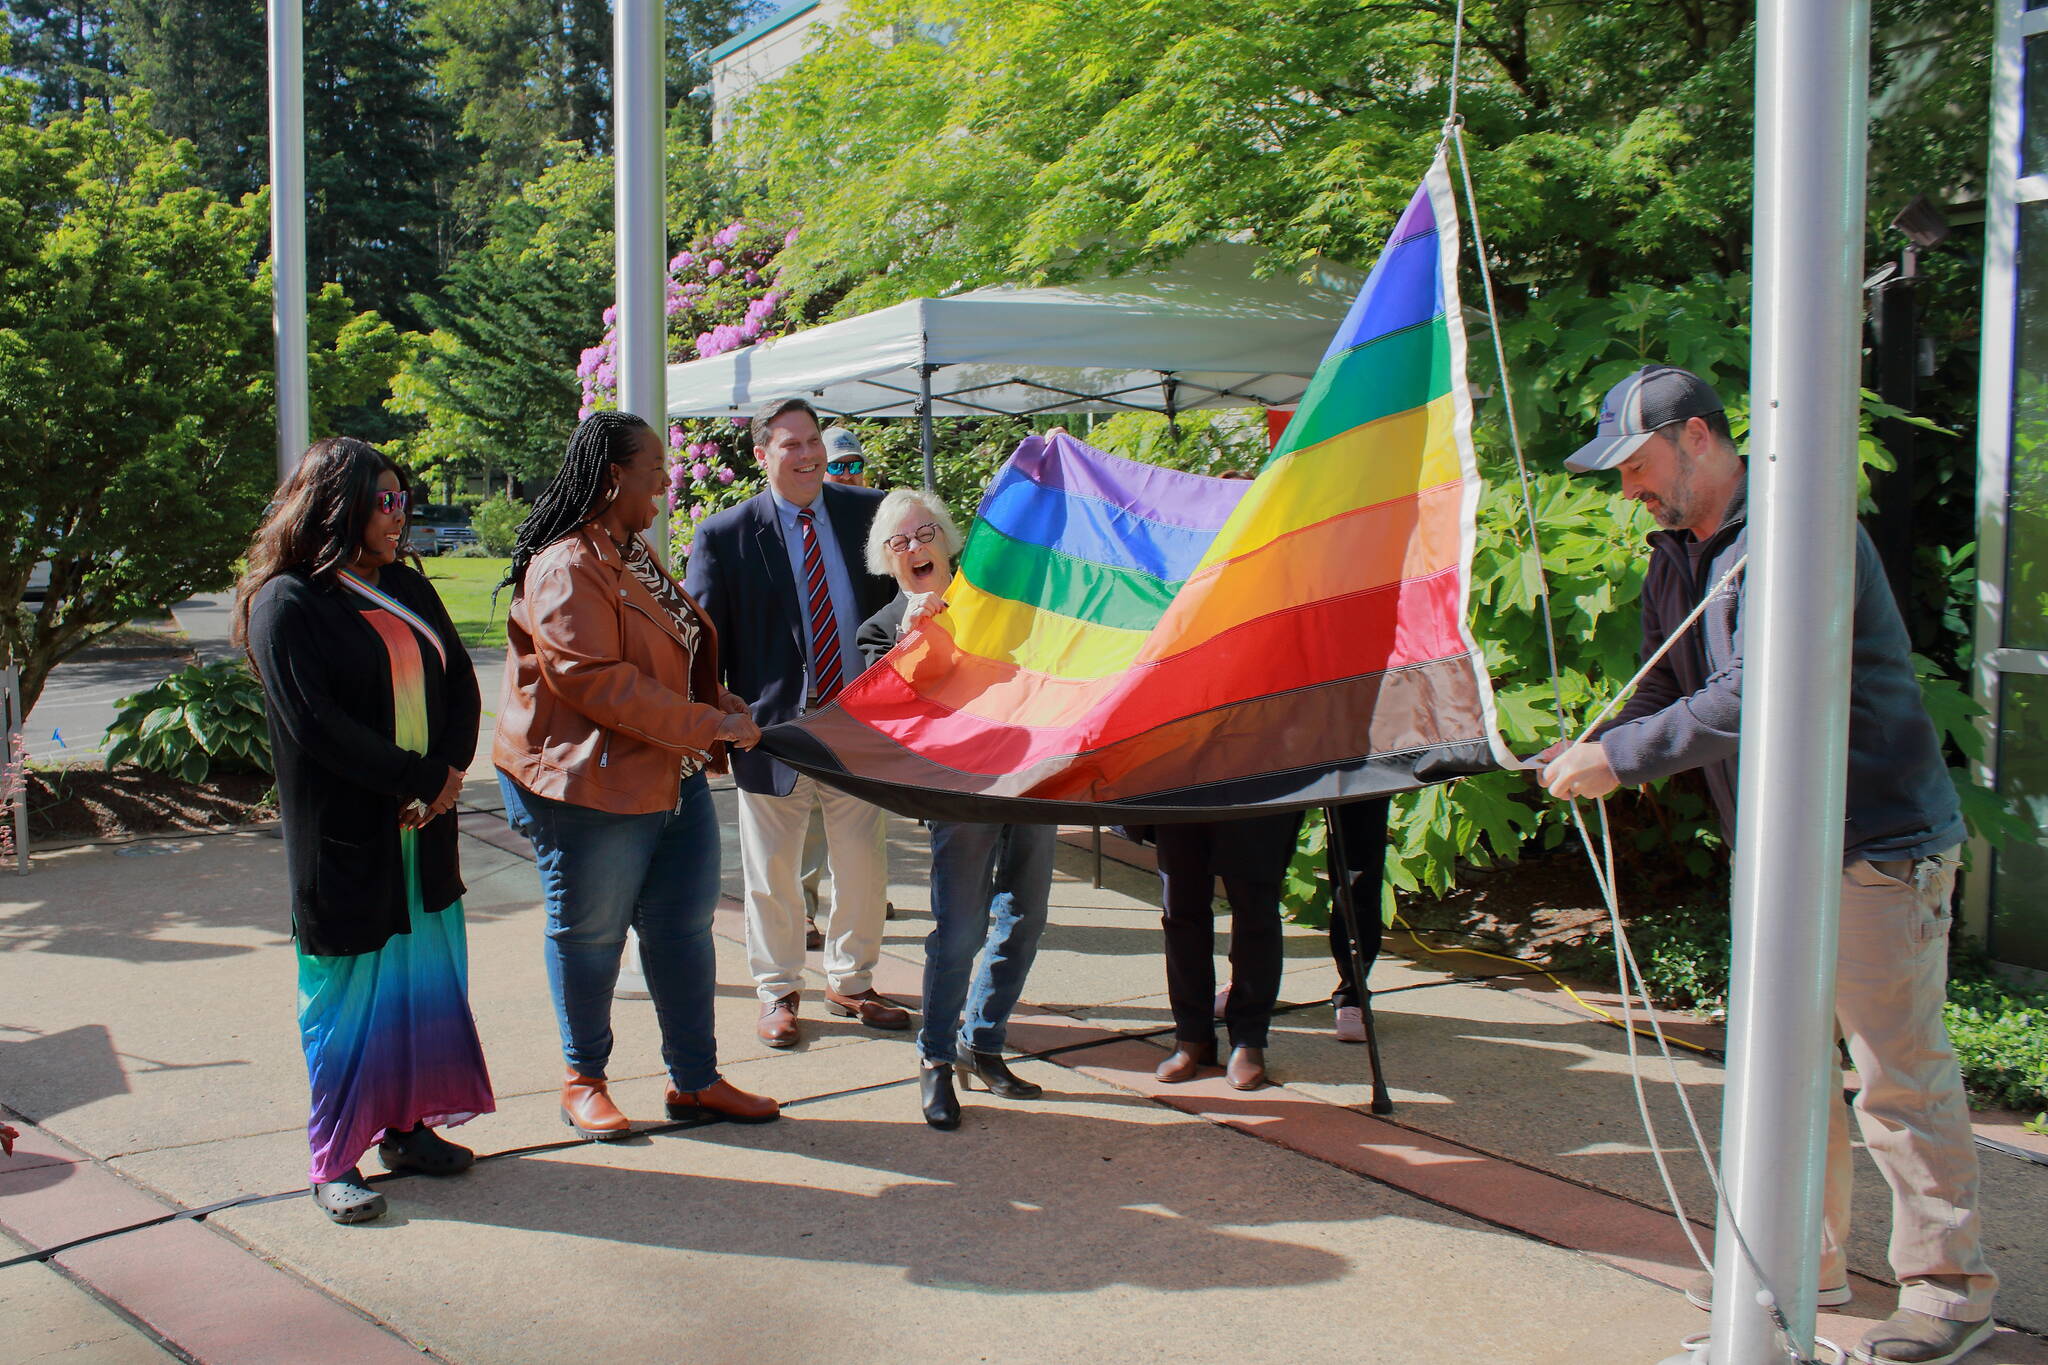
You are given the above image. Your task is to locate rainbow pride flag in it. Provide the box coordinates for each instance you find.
[762,157,1513,822]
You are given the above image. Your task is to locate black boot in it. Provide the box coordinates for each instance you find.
[377,1123,475,1176]
[955,1048,1043,1100]
[920,1060,961,1130]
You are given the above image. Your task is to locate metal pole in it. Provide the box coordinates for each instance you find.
[266,0,308,481]
[1696,3,1869,1361]
[615,0,668,561]
[918,363,937,492]
[3,664,26,874]
[1161,373,1180,444]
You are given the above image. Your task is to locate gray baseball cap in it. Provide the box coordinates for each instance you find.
[822,427,863,460]
[1566,365,1725,472]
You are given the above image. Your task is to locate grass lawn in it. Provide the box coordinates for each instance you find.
[420,556,511,648]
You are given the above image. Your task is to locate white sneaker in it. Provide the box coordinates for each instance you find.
[1334,1006,1366,1043]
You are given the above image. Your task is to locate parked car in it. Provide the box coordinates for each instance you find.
[24,560,51,603]
[405,504,478,557]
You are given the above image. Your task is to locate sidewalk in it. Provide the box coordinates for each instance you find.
[3,775,2044,1363]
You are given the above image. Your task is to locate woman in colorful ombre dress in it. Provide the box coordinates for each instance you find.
[236,437,494,1224]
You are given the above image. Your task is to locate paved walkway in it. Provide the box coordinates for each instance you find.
[3,772,2045,1364]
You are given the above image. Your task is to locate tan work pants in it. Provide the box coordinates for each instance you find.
[737,775,887,1003]
[1823,850,1997,1321]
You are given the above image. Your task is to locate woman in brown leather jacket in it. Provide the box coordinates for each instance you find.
[494,411,777,1138]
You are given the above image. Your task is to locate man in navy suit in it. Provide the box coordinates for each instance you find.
[685,397,907,1046]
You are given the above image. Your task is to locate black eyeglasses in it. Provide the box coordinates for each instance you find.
[373,490,410,515]
[883,522,940,553]
[826,458,865,475]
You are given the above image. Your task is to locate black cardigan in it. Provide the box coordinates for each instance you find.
[246,565,480,956]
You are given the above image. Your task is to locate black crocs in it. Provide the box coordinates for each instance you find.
[377,1123,475,1176]
[312,1167,388,1224]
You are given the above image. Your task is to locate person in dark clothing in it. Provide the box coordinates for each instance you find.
[1538,365,1994,1365]
[1153,810,1304,1091]
[235,437,493,1225]
[1325,797,1392,1039]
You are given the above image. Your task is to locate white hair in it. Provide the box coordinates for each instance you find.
[864,488,964,577]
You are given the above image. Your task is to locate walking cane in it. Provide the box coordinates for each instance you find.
[1324,804,1393,1115]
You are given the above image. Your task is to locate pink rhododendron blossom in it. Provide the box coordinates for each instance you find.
[669,425,685,448]
[706,259,725,278]
[691,462,710,481]
[717,466,736,485]
[602,304,618,325]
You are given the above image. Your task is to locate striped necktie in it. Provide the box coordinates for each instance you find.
[797,506,845,702]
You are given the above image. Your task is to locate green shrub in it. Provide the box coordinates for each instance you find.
[1582,899,1733,1015]
[105,660,271,783]
[447,542,497,559]
[1944,955,2048,1112]
[470,494,529,556]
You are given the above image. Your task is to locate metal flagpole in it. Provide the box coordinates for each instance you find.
[266,0,308,481]
[612,0,667,1004]
[615,0,668,562]
[1687,3,1870,1361]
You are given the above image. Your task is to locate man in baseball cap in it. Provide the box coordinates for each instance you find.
[1565,363,1727,473]
[822,426,869,487]
[1540,365,1997,1365]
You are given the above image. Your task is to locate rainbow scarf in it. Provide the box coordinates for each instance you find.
[763,157,1511,822]
[337,568,447,669]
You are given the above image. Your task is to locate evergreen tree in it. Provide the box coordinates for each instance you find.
[389,156,615,489]
[114,0,465,328]
[1,0,123,118]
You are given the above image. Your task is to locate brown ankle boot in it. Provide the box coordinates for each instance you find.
[1154,1040,1218,1083]
[561,1069,631,1140]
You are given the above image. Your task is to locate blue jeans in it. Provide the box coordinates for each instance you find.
[498,771,722,1090]
[920,822,1055,1064]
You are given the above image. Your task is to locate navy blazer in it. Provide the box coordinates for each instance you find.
[684,483,895,795]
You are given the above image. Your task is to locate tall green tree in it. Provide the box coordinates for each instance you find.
[0,0,122,117]
[421,0,752,221]
[387,154,615,491]
[0,85,406,716]
[114,0,464,328]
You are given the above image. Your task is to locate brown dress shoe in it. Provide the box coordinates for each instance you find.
[1154,1040,1218,1083]
[1226,1045,1268,1090]
[757,993,800,1048]
[665,1077,780,1124]
[561,1070,631,1140]
[824,988,911,1030]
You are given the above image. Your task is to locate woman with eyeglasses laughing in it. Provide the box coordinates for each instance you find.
[234,437,493,1225]
[857,489,1057,1130]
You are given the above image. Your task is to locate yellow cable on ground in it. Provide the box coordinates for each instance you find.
[1388,910,1715,1056]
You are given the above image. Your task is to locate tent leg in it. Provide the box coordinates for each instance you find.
[1092,825,1103,889]
[1161,372,1180,444]
[918,364,937,492]
[1326,805,1392,1115]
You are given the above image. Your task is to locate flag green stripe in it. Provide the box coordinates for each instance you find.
[1269,317,1452,464]
[960,520,1180,632]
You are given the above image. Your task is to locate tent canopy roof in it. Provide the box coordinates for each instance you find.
[664,243,1366,421]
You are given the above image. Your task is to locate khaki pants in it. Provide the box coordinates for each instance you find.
[1824,850,1997,1321]
[737,776,887,1002]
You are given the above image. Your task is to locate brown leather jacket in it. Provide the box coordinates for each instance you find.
[494,528,734,814]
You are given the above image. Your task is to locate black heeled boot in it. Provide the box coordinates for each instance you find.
[955,1048,1043,1100]
[920,1060,961,1130]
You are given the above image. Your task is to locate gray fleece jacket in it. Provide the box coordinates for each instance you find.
[1596,486,1963,864]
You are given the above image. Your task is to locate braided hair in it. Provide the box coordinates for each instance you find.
[503,411,656,592]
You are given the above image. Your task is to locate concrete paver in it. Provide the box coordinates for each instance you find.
[3,794,2045,1363]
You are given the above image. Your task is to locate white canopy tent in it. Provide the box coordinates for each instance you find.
[663,243,1367,484]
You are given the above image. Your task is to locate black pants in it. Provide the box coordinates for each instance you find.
[1328,798,1392,1009]
[1156,820,1291,1050]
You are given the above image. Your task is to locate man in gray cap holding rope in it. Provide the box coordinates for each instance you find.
[1537,365,1996,1365]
